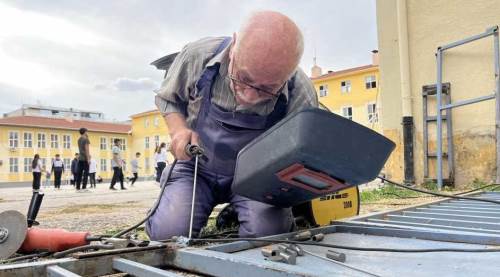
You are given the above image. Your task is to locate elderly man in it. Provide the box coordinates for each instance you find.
[147,11,318,240]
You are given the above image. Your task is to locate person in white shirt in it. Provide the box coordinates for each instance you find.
[89,156,97,188]
[128,152,141,186]
[32,154,43,192]
[155,142,168,183]
[51,154,65,189]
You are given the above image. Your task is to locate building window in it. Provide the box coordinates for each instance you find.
[51,134,59,148]
[64,158,71,171]
[119,138,126,151]
[319,85,328,97]
[144,119,149,128]
[23,132,33,148]
[100,137,107,150]
[41,158,47,169]
[24,158,33,173]
[341,80,351,93]
[365,75,377,89]
[9,158,18,173]
[37,133,46,148]
[63,135,71,149]
[153,117,159,127]
[145,158,150,170]
[9,132,19,148]
[145,137,150,149]
[154,135,160,147]
[368,103,378,123]
[342,107,353,120]
[100,159,107,172]
[109,137,115,150]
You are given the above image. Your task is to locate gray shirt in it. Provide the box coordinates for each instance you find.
[130,159,139,173]
[78,135,90,161]
[111,145,121,168]
[155,36,318,128]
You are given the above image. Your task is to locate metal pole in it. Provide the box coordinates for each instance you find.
[436,49,443,190]
[188,155,199,239]
[494,28,500,184]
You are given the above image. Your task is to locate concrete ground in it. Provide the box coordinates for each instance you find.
[0,181,161,235]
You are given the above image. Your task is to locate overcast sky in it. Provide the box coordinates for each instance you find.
[0,0,377,121]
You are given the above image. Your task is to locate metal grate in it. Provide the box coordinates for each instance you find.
[348,191,500,235]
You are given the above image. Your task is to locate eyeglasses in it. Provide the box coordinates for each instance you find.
[227,57,283,99]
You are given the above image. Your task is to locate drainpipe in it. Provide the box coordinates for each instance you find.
[397,0,415,185]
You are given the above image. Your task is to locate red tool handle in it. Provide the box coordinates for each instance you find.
[20,228,90,253]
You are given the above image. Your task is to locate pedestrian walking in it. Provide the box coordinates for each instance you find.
[128,152,141,186]
[110,138,126,190]
[51,154,65,189]
[153,145,159,184]
[32,154,43,192]
[89,156,97,188]
[70,153,79,186]
[155,142,168,183]
[76,128,91,192]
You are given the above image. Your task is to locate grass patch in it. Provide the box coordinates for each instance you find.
[360,184,423,203]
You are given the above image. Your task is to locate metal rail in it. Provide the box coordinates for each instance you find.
[347,191,500,236]
[436,26,500,189]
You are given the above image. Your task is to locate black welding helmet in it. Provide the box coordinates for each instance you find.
[231,108,395,208]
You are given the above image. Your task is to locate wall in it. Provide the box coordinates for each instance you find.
[377,0,500,186]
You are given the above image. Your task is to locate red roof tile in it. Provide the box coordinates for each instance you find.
[0,116,131,134]
[311,64,377,81]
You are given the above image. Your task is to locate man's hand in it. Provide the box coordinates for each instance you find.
[170,127,200,160]
[164,112,201,161]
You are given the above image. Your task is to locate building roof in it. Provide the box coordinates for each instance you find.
[20,104,103,115]
[0,116,131,134]
[129,109,160,119]
[311,64,378,81]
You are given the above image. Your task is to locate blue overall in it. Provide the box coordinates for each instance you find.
[146,38,293,240]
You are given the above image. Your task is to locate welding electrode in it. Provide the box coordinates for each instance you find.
[186,143,205,240]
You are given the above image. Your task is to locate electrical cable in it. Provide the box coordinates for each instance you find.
[191,237,500,253]
[455,183,500,195]
[52,244,114,258]
[377,176,500,205]
[376,183,500,200]
[0,252,50,264]
[111,159,178,238]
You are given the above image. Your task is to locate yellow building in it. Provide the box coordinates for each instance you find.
[0,116,131,184]
[376,0,500,187]
[310,53,380,132]
[129,110,172,178]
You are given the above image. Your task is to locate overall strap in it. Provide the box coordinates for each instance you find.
[195,37,232,94]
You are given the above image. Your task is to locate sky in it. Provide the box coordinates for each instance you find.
[0,0,377,121]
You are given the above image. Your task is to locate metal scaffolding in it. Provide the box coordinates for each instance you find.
[436,26,500,189]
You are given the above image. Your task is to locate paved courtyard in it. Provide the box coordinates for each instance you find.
[0,181,161,235]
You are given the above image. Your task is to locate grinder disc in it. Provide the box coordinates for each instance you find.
[0,210,27,259]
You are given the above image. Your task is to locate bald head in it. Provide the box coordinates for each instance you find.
[231,11,304,85]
